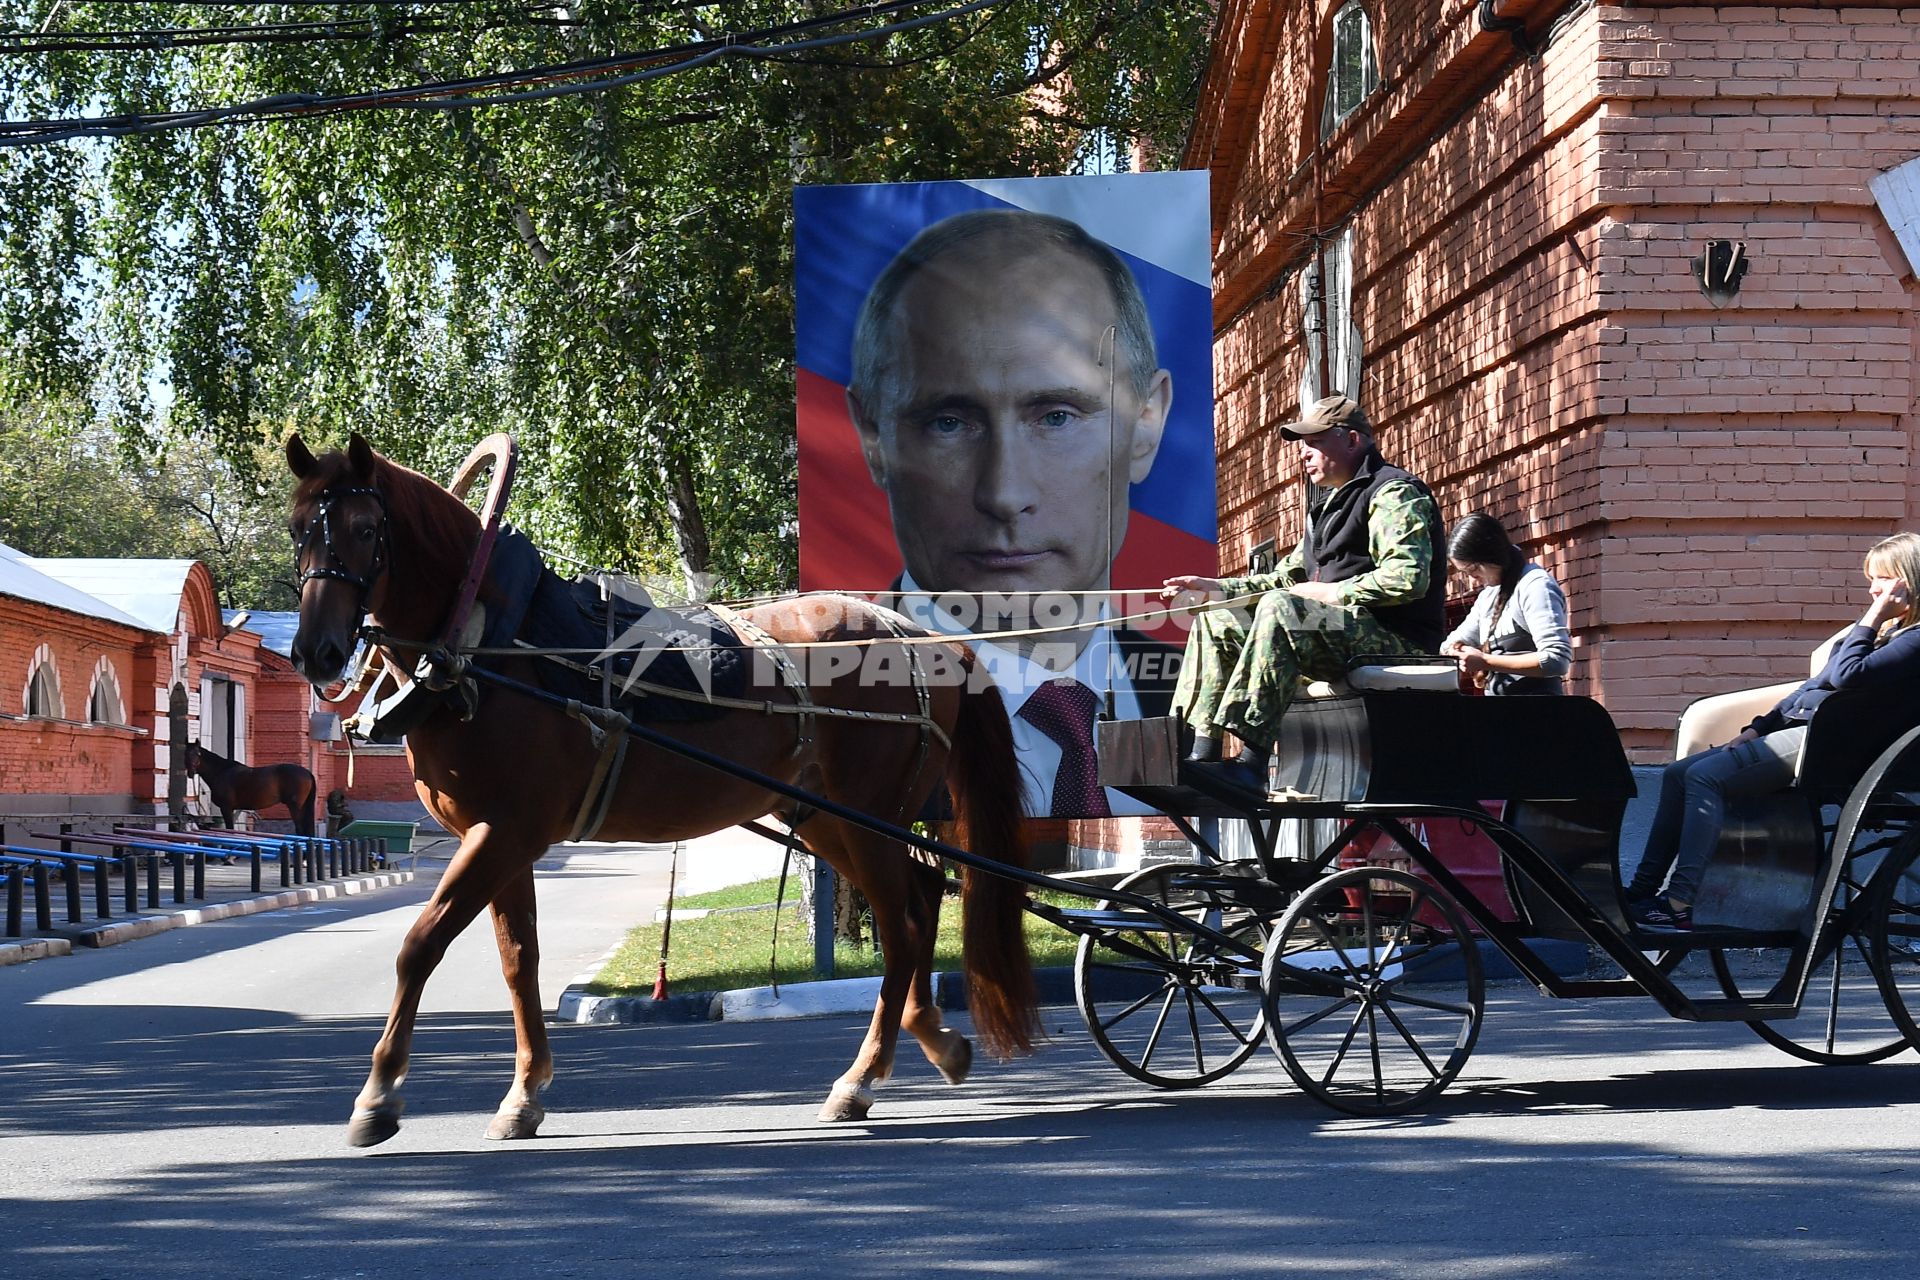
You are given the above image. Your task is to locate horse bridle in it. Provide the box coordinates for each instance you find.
[296,484,391,616]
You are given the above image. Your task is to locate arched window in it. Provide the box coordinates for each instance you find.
[23,645,63,720]
[88,657,124,725]
[1323,1,1382,135]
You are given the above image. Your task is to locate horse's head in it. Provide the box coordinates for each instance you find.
[182,743,202,777]
[286,432,390,685]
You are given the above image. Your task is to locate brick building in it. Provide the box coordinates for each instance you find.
[0,543,155,812]
[0,544,414,821]
[1185,0,1920,757]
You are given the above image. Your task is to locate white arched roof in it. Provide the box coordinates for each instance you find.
[0,542,158,632]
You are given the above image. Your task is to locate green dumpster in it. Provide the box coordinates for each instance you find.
[337,820,420,869]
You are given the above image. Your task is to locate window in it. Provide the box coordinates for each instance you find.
[88,658,124,725]
[24,646,62,719]
[1323,1,1382,135]
[1299,227,1363,410]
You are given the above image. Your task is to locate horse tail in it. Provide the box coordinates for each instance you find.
[945,676,1038,1060]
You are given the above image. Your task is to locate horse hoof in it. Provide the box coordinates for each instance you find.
[935,1035,973,1086]
[817,1082,874,1123]
[347,1107,402,1148]
[485,1104,546,1141]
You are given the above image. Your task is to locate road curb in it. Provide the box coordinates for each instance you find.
[0,937,74,967]
[5,870,417,956]
[554,967,1084,1026]
[556,938,1595,1028]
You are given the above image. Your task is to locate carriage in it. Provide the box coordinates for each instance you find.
[285,432,1920,1143]
[1047,676,1920,1113]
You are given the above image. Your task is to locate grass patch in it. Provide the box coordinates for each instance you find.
[587,889,1083,997]
[672,876,783,911]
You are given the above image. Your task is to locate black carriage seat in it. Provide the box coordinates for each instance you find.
[1681,682,1920,933]
[1663,626,1920,933]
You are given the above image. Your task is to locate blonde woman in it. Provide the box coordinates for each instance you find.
[1630,532,1920,929]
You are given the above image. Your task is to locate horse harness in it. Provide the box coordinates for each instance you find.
[295,484,391,617]
[308,475,953,843]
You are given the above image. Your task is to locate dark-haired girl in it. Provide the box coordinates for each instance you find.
[1438,513,1571,696]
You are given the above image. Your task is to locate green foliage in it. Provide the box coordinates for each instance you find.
[673,875,786,911]
[0,399,298,609]
[587,886,1081,996]
[1,2,1214,596]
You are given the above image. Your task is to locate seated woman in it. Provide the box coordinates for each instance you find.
[1438,513,1572,696]
[1629,532,1920,929]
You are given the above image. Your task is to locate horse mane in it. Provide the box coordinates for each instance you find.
[193,744,235,773]
[370,453,480,576]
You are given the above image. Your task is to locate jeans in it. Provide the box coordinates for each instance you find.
[1630,725,1806,906]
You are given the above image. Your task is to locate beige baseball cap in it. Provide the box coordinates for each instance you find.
[1280,394,1373,440]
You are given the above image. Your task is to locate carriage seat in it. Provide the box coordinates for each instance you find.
[1672,628,1845,759]
[1302,661,1458,700]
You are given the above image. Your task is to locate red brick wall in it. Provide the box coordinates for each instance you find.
[0,597,148,806]
[1193,2,1920,758]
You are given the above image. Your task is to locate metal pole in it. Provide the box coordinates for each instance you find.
[33,862,52,931]
[652,840,679,1001]
[813,858,835,979]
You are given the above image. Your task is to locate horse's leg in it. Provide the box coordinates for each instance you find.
[482,864,551,1141]
[293,776,317,837]
[898,855,973,1086]
[806,820,927,1123]
[348,821,533,1147]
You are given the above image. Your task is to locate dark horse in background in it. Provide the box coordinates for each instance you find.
[183,743,317,837]
[284,433,1036,1148]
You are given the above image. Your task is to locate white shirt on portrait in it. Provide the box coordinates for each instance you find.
[897,572,1153,817]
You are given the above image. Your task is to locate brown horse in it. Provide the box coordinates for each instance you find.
[284,433,1036,1147]
[183,743,317,837]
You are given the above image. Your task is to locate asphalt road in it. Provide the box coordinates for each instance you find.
[3,845,1919,1279]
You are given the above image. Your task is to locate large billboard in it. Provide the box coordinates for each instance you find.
[794,172,1217,817]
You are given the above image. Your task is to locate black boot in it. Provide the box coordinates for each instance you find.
[1184,731,1222,764]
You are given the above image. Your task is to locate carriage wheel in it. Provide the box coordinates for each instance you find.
[1871,828,1920,1048]
[1708,831,1914,1065]
[1073,861,1274,1088]
[1261,866,1483,1115]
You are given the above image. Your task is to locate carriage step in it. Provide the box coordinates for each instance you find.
[1040,907,1194,934]
[1674,999,1802,1022]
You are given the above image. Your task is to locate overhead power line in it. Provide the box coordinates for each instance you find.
[0,0,1003,147]
[2,2,727,53]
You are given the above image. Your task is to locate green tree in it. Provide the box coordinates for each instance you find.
[0,400,299,609]
[1,2,1214,597]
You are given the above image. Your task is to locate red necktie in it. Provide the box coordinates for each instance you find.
[1018,678,1111,818]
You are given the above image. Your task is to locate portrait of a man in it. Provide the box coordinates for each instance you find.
[794,175,1216,816]
[846,208,1172,602]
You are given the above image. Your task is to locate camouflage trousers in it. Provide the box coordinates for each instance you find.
[1172,590,1422,749]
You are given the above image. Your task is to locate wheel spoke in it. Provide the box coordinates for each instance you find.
[1379,988,1477,1017]
[1320,999,1371,1085]
[1282,993,1360,1039]
[1367,1002,1385,1101]
[1096,977,1177,1035]
[1306,914,1373,984]
[1185,990,1206,1075]
[1189,984,1255,1046]
[1374,997,1445,1079]
[1137,987,1179,1069]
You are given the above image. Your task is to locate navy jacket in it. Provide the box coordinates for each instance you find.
[1750,623,1920,735]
